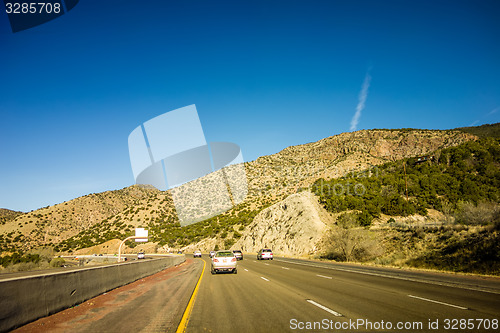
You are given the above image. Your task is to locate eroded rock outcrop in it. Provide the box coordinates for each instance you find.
[233,192,332,256]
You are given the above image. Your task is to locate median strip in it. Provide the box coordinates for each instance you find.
[307,299,343,317]
[176,260,206,333]
[408,295,468,310]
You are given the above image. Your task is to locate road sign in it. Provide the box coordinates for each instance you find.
[135,228,148,242]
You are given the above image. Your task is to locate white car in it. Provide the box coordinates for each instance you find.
[211,250,237,274]
[193,251,202,258]
[137,252,145,259]
[257,249,273,260]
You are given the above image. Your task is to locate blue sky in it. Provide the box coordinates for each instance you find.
[1,0,499,212]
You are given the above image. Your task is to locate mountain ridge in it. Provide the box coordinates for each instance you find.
[0,127,481,254]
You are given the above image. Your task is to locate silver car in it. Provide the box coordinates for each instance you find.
[211,250,237,274]
[257,248,273,260]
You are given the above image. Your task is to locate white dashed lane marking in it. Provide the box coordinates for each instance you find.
[408,295,468,310]
[307,299,343,317]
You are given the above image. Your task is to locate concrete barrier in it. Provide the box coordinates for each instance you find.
[0,255,185,332]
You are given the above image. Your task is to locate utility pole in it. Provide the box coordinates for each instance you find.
[403,162,409,202]
[403,161,409,218]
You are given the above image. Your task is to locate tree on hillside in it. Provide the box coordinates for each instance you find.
[324,213,381,262]
[315,137,500,223]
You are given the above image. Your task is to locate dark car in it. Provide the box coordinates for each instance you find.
[232,250,243,260]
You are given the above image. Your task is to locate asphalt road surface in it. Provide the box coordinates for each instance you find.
[184,256,500,333]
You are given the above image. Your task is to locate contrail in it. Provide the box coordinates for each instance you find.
[350,72,371,131]
[487,107,499,116]
[470,106,499,126]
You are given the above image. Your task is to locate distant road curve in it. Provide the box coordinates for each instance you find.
[0,253,179,281]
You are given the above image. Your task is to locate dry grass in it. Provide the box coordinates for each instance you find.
[371,225,500,275]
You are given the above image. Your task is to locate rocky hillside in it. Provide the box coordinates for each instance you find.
[181,191,334,255]
[0,185,169,253]
[0,128,477,254]
[245,129,475,199]
[0,209,24,225]
[234,192,334,256]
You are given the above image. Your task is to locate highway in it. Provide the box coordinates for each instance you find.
[9,255,499,332]
[184,256,500,333]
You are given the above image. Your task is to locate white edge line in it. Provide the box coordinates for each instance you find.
[408,295,468,310]
[260,277,270,281]
[307,299,343,317]
[317,274,332,279]
[275,258,500,295]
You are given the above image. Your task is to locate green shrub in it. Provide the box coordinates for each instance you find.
[224,238,235,248]
[50,257,66,267]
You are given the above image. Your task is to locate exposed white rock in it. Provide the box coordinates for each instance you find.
[233,191,331,256]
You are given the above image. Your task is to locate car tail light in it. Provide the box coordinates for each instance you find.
[231,257,237,262]
[213,258,219,262]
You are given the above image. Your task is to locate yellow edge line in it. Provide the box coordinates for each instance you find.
[176,259,206,333]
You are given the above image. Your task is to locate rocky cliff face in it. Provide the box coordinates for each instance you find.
[233,192,333,256]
